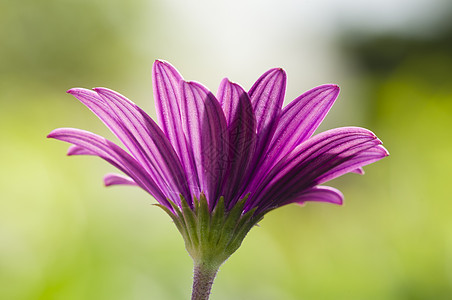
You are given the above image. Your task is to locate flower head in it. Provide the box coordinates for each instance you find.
[48,60,388,298]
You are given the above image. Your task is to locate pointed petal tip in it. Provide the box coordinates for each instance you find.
[153,59,164,69]
[104,173,137,187]
[182,80,209,91]
[330,196,344,206]
[92,87,118,97]
[271,67,286,76]
[66,88,85,95]
[330,84,340,94]
[219,77,246,90]
[47,130,58,139]
[66,144,94,156]
[380,145,390,156]
[220,77,231,84]
[294,186,344,207]
[92,87,107,93]
[315,83,340,92]
[256,67,286,80]
[66,145,77,156]
[354,127,379,139]
[153,59,178,71]
[352,167,365,175]
[103,174,115,187]
[154,59,169,65]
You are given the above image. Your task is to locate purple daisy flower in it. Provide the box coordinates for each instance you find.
[48,60,388,300]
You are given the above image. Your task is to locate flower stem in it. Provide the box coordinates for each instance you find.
[191,262,219,300]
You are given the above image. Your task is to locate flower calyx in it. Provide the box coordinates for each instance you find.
[156,193,263,269]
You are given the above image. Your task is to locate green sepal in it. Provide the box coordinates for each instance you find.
[180,195,199,250]
[192,194,199,215]
[216,195,249,250]
[197,193,210,247]
[225,207,259,254]
[154,203,184,234]
[156,193,262,270]
[208,196,225,244]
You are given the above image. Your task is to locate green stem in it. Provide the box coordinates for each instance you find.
[191,262,219,300]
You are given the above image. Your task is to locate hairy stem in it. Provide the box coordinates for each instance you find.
[191,262,219,300]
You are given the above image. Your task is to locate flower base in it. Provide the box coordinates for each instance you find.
[157,194,263,299]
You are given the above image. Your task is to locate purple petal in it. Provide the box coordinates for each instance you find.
[92,87,191,203]
[293,186,344,206]
[243,68,287,196]
[152,60,183,129]
[249,68,286,136]
[316,144,389,184]
[47,128,169,206]
[351,167,365,175]
[66,88,156,173]
[217,79,257,207]
[104,173,137,187]
[152,61,203,198]
[248,127,382,212]
[248,68,286,160]
[264,84,340,168]
[67,145,96,156]
[180,81,229,208]
[152,60,189,158]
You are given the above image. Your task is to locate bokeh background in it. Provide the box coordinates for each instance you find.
[1,0,452,299]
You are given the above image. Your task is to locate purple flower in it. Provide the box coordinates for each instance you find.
[48,60,388,299]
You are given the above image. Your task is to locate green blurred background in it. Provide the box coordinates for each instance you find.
[1,0,452,299]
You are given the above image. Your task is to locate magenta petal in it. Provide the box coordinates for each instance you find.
[293,186,344,206]
[264,84,340,168]
[152,61,202,198]
[153,60,183,131]
[93,87,191,203]
[316,144,389,184]
[67,88,190,202]
[180,81,229,207]
[104,173,137,187]
[248,127,382,211]
[244,68,287,196]
[47,128,169,206]
[152,60,189,159]
[351,167,365,175]
[217,79,257,207]
[249,68,286,136]
[67,145,96,156]
[67,88,156,172]
[248,68,286,160]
